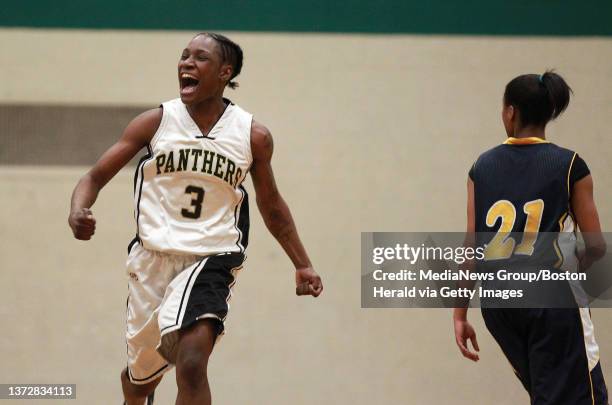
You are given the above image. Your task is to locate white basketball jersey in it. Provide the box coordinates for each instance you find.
[133,98,252,256]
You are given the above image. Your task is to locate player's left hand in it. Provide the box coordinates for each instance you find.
[295,267,323,297]
[454,319,480,362]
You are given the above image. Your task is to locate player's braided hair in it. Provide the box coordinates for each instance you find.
[196,32,243,90]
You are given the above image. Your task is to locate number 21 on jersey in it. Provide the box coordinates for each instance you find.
[484,199,544,260]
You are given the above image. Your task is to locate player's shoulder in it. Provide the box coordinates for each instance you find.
[529,142,578,163]
[471,143,507,171]
[479,143,506,159]
[251,120,272,144]
[250,120,273,160]
[547,143,577,157]
[159,97,185,114]
[132,107,163,127]
[122,107,163,145]
[251,119,271,139]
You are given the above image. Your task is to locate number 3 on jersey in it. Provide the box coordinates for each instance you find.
[181,185,205,219]
[484,199,544,260]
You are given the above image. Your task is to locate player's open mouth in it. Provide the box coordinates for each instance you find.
[180,73,200,95]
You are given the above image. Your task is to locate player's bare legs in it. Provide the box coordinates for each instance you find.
[121,368,161,405]
[175,320,217,405]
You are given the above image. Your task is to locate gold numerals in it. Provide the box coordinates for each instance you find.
[484,199,544,260]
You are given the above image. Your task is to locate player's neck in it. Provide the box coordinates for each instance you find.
[186,96,228,133]
[512,126,545,140]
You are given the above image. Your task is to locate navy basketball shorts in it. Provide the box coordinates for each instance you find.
[482,307,608,405]
[125,242,244,385]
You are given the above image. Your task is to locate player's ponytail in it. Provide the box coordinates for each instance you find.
[503,70,573,128]
[540,71,571,120]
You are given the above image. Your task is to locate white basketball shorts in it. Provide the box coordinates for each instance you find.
[125,239,244,384]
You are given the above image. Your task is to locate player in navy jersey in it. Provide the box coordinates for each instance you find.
[68,33,323,405]
[453,71,608,404]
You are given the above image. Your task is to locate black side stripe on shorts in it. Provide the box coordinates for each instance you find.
[181,253,245,328]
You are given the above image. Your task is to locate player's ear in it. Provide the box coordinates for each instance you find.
[219,63,233,83]
[504,105,517,124]
[508,105,515,120]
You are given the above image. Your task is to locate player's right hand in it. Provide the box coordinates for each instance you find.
[68,208,97,240]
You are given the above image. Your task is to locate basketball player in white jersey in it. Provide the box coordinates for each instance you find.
[68,33,323,405]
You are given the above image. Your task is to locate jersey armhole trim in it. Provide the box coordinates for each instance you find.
[149,104,168,150]
[244,115,254,169]
[567,152,577,199]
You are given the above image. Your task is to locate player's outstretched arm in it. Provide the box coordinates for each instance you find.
[453,177,480,362]
[249,120,323,297]
[68,108,162,240]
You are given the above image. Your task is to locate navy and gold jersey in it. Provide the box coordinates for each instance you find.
[469,137,589,269]
[469,136,589,234]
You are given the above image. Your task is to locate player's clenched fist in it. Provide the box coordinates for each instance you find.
[295,267,323,297]
[68,208,97,240]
